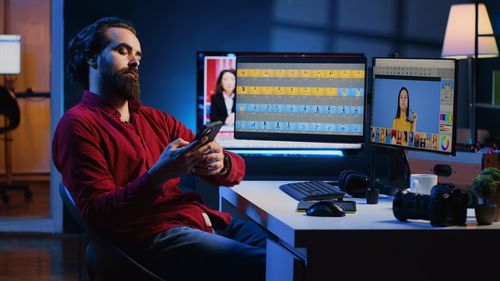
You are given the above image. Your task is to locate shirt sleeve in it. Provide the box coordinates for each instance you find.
[52,114,159,231]
[200,150,245,187]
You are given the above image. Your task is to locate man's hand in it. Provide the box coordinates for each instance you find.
[192,141,225,176]
[148,137,211,191]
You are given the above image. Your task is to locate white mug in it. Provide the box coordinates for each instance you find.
[410,174,438,195]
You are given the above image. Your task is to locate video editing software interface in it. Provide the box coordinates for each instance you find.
[197,52,363,150]
[234,54,367,144]
[370,58,457,155]
[0,34,21,74]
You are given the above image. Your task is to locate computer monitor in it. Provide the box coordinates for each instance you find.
[370,57,458,155]
[197,51,363,151]
[234,53,367,144]
[0,34,21,74]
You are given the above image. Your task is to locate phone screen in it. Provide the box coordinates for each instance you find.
[188,121,224,151]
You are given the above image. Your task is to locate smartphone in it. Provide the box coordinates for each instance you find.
[187,121,224,152]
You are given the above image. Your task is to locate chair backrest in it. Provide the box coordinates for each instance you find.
[58,183,165,281]
[0,85,20,134]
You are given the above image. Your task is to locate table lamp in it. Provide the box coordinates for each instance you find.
[441,2,499,144]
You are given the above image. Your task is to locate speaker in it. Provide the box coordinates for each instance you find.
[338,170,370,198]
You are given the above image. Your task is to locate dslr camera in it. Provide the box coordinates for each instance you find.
[392,183,468,227]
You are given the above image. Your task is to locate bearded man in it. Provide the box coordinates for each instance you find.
[53,17,270,281]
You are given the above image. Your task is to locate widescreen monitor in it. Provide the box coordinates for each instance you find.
[234,53,367,144]
[197,51,363,151]
[0,34,21,74]
[370,58,458,155]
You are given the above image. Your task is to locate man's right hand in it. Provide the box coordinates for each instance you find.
[148,137,209,192]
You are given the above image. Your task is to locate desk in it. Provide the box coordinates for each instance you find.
[220,181,500,281]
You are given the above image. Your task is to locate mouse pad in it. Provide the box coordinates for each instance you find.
[297,199,357,213]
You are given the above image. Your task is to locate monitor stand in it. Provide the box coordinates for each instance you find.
[370,146,409,196]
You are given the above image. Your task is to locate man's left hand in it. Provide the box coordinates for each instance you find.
[192,141,225,176]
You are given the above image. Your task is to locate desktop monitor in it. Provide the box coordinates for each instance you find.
[0,34,21,74]
[234,53,367,144]
[197,51,363,151]
[370,57,458,155]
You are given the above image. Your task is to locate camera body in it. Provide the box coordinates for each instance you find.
[393,183,468,227]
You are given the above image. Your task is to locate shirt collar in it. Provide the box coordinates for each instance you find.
[223,92,234,100]
[81,90,142,113]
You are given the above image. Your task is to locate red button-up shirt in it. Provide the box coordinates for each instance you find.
[52,91,245,251]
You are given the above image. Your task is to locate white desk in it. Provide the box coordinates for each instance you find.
[219,181,500,281]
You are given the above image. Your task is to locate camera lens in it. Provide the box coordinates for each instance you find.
[393,189,431,221]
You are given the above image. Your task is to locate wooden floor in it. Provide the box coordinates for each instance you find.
[0,233,89,281]
[0,175,50,218]
[0,174,88,280]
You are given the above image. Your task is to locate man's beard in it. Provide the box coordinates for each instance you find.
[101,63,141,101]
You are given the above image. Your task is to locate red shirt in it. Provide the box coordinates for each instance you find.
[52,91,245,251]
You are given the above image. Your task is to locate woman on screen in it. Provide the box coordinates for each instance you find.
[211,69,236,125]
[392,87,417,131]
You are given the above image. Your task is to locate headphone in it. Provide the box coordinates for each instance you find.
[338,170,370,198]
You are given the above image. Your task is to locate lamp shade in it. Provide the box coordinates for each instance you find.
[442,3,499,59]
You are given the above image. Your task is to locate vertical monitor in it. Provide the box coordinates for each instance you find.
[197,51,363,150]
[0,34,21,74]
[370,58,458,155]
[234,54,367,144]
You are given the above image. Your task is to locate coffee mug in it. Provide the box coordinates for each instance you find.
[410,174,438,195]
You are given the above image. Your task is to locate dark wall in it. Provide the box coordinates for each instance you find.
[63,0,499,161]
[65,0,477,131]
[477,0,500,143]
[64,0,272,129]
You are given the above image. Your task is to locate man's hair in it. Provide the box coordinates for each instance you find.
[67,17,137,89]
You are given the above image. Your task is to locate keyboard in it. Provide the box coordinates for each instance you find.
[279,181,345,201]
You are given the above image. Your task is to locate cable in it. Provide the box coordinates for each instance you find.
[402,149,411,189]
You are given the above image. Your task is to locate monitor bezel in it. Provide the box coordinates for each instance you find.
[370,57,458,156]
[233,53,367,144]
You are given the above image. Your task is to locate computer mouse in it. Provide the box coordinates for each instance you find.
[305,201,346,217]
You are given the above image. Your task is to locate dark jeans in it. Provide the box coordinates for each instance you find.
[133,217,272,281]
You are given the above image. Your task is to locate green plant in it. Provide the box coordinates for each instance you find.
[471,167,500,205]
[480,167,500,181]
[471,174,497,200]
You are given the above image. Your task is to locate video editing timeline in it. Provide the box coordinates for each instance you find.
[371,58,456,154]
[234,55,366,143]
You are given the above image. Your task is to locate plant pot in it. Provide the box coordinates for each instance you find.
[493,183,500,221]
[475,204,497,225]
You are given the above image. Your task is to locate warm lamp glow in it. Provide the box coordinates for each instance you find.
[442,3,499,59]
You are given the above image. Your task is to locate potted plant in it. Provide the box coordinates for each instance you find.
[471,167,500,225]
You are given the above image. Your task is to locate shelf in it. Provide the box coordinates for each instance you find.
[475,103,500,110]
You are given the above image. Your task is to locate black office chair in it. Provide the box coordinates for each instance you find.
[58,183,166,281]
[0,85,31,203]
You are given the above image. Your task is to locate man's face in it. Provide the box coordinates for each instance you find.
[97,27,142,101]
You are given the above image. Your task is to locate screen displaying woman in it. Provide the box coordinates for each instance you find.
[210,69,236,125]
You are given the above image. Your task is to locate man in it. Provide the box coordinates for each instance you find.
[53,17,270,281]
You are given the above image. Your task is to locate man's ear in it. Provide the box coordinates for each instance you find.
[87,55,98,69]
